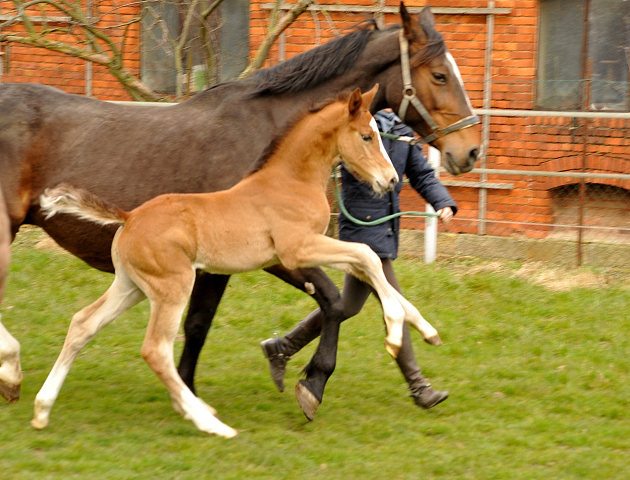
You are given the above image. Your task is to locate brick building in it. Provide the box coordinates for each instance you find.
[2,0,629,247]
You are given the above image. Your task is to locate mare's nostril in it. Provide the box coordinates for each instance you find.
[469,147,480,162]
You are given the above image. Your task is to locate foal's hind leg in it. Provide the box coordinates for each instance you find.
[31,271,145,429]
[141,280,237,438]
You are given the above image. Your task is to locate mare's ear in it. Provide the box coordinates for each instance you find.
[418,5,436,28]
[348,88,363,118]
[361,84,379,111]
[400,2,428,45]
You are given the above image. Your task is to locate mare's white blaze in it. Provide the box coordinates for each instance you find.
[445,52,474,112]
[370,117,393,166]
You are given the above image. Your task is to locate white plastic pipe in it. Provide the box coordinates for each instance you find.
[425,146,440,264]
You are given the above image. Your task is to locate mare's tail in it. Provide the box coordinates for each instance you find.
[40,184,128,226]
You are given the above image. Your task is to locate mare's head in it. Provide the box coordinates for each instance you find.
[335,85,398,195]
[379,4,481,175]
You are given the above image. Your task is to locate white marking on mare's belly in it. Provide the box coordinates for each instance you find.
[370,118,393,166]
[445,52,474,111]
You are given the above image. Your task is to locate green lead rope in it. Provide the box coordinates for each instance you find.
[333,170,440,227]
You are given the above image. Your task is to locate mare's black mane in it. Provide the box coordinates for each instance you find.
[245,16,447,172]
[251,23,376,96]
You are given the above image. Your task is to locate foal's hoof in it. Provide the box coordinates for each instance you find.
[385,340,401,359]
[31,416,49,430]
[424,334,442,346]
[295,381,320,421]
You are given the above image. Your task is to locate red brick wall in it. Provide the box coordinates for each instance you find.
[3,0,629,239]
[1,1,140,100]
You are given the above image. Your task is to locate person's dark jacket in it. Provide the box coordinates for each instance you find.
[338,111,457,259]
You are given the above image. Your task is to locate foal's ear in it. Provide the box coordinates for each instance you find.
[348,88,363,119]
[361,84,379,111]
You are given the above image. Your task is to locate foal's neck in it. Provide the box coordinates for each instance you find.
[260,104,344,189]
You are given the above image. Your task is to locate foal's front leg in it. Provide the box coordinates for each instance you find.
[282,235,441,358]
[141,295,238,438]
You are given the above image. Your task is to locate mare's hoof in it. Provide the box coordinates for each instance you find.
[385,339,401,359]
[0,380,20,403]
[424,334,442,346]
[295,381,320,421]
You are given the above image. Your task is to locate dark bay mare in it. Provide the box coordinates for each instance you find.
[0,4,480,404]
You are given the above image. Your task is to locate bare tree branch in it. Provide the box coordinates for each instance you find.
[239,0,313,79]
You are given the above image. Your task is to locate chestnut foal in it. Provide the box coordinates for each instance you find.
[36,86,441,437]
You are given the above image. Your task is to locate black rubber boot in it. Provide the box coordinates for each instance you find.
[397,323,449,409]
[260,309,323,392]
[411,384,449,409]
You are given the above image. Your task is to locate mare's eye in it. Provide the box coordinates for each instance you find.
[362,134,373,142]
[433,73,447,84]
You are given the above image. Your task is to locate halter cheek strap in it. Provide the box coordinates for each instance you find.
[398,31,480,144]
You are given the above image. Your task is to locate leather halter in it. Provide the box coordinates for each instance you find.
[397,31,480,144]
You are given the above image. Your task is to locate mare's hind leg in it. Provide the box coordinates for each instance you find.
[0,193,21,403]
[177,271,230,394]
[141,274,237,438]
[31,271,145,429]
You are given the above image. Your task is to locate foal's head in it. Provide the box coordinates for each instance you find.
[336,85,398,194]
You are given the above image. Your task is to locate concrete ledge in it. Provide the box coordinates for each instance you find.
[399,230,630,270]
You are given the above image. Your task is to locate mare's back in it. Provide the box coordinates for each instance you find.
[0,82,264,202]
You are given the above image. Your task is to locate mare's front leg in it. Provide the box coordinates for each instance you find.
[264,265,344,421]
[177,271,230,394]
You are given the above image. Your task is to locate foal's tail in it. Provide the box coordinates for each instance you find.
[40,184,128,226]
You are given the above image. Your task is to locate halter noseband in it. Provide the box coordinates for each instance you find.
[397,31,480,144]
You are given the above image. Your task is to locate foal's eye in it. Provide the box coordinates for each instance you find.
[361,134,373,142]
[433,73,447,84]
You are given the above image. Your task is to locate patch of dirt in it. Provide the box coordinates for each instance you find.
[443,257,628,291]
[34,237,69,255]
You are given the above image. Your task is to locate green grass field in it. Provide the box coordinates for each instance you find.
[1,227,629,479]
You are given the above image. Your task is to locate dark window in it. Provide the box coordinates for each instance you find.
[141,0,249,95]
[537,0,630,111]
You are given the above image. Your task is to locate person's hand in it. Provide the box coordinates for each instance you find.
[437,207,453,223]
